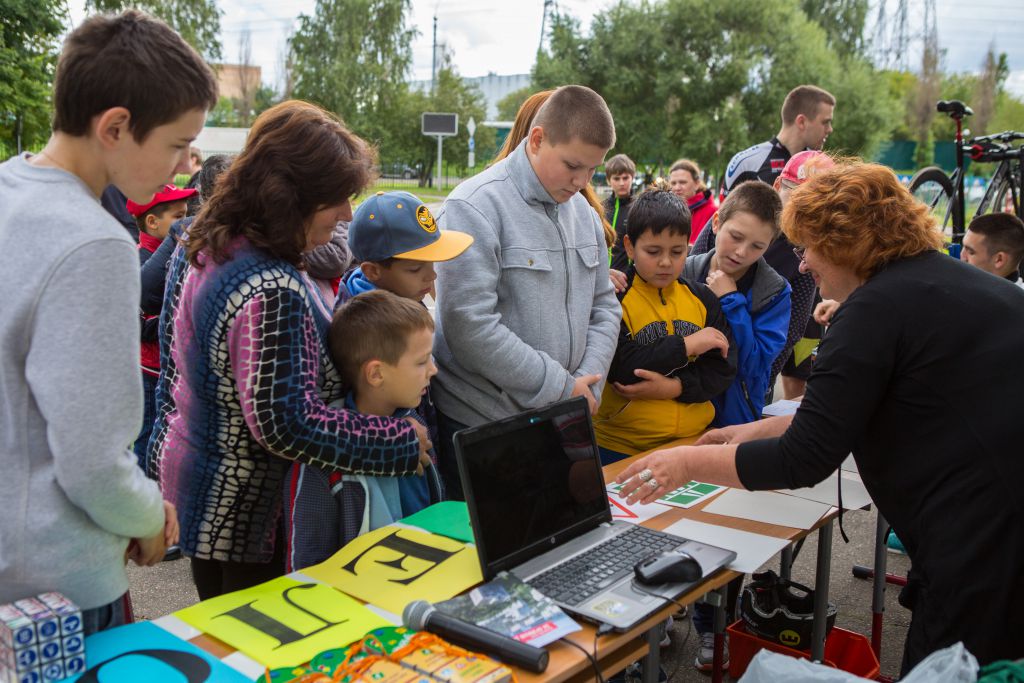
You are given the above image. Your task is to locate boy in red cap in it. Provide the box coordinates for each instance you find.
[127,183,196,470]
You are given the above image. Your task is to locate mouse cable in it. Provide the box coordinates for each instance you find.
[559,635,605,683]
[630,584,689,614]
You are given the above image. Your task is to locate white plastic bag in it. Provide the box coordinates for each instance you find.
[739,651,872,682]
[900,642,978,683]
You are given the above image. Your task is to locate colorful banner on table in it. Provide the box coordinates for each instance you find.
[303,525,483,615]
[175,576,389,669]
[65,620,250,682]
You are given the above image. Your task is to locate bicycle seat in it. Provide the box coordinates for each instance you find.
[937,100,973,119]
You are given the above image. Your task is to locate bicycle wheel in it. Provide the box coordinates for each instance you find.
[989,172,1020,216]
[908,166,958,241]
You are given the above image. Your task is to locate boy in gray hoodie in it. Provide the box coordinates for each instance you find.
[432,85,622,497]
[0,11,216,632]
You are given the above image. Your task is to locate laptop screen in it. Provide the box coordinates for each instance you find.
[456,397,610,577]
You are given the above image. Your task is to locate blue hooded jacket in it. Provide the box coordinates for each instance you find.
[684,250,790,426]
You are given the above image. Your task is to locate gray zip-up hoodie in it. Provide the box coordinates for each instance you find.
[432,140,621,426]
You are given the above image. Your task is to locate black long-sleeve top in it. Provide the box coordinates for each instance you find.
[736,251,1024,664]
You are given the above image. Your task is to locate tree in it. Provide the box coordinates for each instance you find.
[374,50,493,187]
[0,0,66,153]
[234,28,255,127]
[288,0,415,145]
[85,0,222,61]
[971,45,1009,136]
[800,0,869,59]
[531,0,896,176]
[497,86,535,120]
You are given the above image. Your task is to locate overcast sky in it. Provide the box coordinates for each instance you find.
[70,0,1024,96]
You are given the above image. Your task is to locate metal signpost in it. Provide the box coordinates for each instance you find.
[421,113,458,189]
[467,117,477,169]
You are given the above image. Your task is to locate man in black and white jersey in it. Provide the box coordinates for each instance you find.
[691,85,835,410]
[723,85,835,193]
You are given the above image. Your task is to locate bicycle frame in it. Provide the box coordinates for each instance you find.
[954,115,966,240]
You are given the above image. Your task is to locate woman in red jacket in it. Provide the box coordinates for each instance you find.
[669,158,717,244]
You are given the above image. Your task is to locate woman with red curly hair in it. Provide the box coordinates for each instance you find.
[616,163,1024,671]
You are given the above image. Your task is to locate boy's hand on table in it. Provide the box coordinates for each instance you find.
[571,374,601,414]
[404,417,433,475]
[613,369,682,400]
[684,327,729,358]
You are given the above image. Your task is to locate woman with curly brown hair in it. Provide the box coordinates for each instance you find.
[616,163,1024,671]
[148,100,430,599]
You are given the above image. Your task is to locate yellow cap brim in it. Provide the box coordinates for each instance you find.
[393,230,474,262]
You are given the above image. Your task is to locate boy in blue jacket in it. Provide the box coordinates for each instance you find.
[682,180,790,670]
[683,181,790,427]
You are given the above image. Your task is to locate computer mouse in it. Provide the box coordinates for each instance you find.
[634,550,703,585]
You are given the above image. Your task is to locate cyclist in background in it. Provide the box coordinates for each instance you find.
[693,86,836,400]
[961,213,1024,288]
[722,85,835,195]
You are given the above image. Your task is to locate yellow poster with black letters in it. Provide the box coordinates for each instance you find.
[303,525,484,615]
[175,576,389,669]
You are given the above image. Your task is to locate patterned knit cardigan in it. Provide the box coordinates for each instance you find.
[148,236,419,563]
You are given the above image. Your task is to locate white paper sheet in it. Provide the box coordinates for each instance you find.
[776,472,872,510]
[151,614,201,641]
[662,518,792,574]
[702,488,830,529]
[222,651,266,678]
[761,399,801,417]
[606,494,668,524]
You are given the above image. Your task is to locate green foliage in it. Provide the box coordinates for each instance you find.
[799,0,869,59]
[0,0,65,152]
[85,0,222,61]
[496,86,535,120]
[206,95,241,127]
[205,86,279,128]
[289,0,415,146]
[289,2,490,187]
[989,92,1024,135]
[532,0,897,174]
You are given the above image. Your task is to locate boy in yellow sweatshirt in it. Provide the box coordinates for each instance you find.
[595,188,737,463]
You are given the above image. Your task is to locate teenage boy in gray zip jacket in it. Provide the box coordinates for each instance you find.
[433,86,622,497]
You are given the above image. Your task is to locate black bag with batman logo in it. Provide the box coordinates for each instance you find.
[739,570,837,650]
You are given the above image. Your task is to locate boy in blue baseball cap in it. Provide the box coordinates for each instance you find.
[282,191,471,570]
[341,190,473,301]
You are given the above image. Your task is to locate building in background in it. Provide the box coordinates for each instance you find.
[412,72,531,120]
[212,64,262,101]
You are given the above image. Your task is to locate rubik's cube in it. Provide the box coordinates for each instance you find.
[0,593,85,683]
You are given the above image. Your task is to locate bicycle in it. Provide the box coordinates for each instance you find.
[907,99,1024,246]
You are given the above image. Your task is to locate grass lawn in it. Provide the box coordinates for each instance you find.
[356,182,454,204]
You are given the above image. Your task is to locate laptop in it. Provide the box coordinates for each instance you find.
[455,397,737,631]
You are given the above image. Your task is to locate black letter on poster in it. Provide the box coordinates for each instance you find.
[214,583,347,649]
[78,649,211,682]
[341,529,460,585]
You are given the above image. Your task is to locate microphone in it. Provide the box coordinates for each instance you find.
[402,600,550,674]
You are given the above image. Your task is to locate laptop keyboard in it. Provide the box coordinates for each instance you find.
[527,525,683,606]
